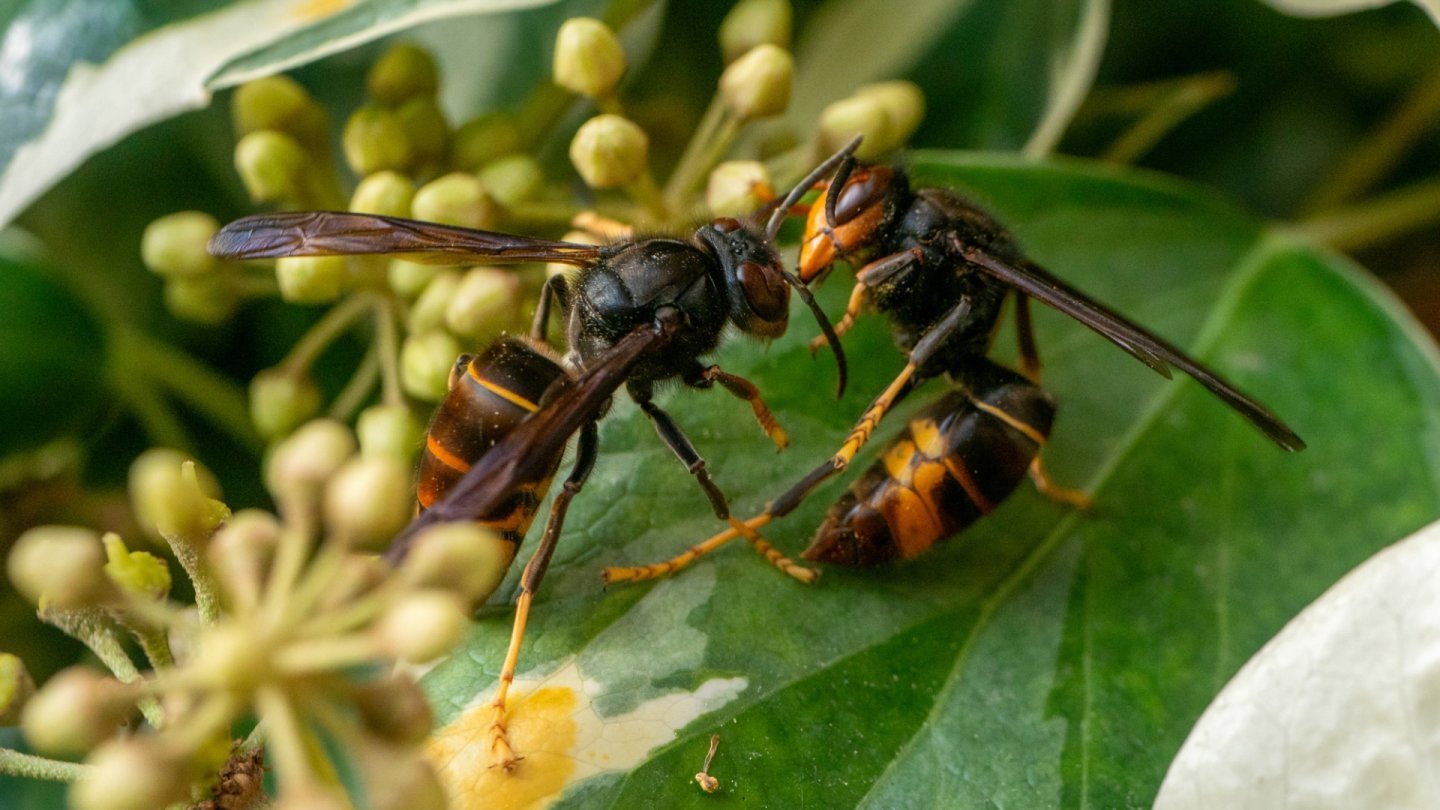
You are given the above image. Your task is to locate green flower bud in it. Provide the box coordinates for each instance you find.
[719,44,793,121]
[352,675,433,744]
[190,623,269,693]
[71,738,190,810]
[232,75,328,151]
[207,510,280,607]
[569,114,649,189]
[275,255,347,304]
[401,331,462,402]
[376,590,468,663]
[141,211,219,277]
[234,130,308,203]
[357,404,423,461]
[445,267,522,342]
[367,42,440,105]
[412,172,493,228]
[343,105,414,176]
[553,17,627,99]
[706,160,771,217]
[8,527,110,609]
[249,369,322,440]
[129,450,228,542]
[406,269,462,333]
[854,80,925,148]
[0,653,35,725]
[719,0,792,64]
[21,667,132,756]
[452,112,520,172]
[400,522,515,604]
[164,276,237,325]
[264,419,357,498]
[818,94,891,159]
[323,457,413,549]
[388,259,442,300]
[478,154,544,208]
[350,171,416,217]
[395,96,450,169]
[101,533,171,602]
[359,746,447,810]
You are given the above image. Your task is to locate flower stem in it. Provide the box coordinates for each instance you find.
[1296,173,1440,252]
[373,296,405,408]
[328,344,380,422]
[280,293,373,375]
[0,748,88,782]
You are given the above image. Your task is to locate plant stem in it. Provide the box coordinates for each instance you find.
[1098,72,1235,165]
[0,748,87,782]
[328,345,380,421]
[165,532,223,625]
[111,327,261,455]
[1024,0,1111,157]
[1296,173,1440,252]
[663,95,729,211]
[279,294,373,375]
[1302,66,1440,215]
[42,608,166,729]
[106,363,193,452]
[373,297,405,408]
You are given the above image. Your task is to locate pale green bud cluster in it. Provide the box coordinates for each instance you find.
[819,81,926,159]
[720,44,793,121]
[570,114,650,189]
[553,18,628,100]
[719,0,792,64]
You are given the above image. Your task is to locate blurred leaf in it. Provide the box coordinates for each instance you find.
[1261,0,1440,27]
[0,255,105,460]
[208,0,563,89]
[421,155,1440,807]
[1156,518,1440,809]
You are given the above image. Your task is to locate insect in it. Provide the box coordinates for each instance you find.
[206,140,859,770]
[605,159,1304,580]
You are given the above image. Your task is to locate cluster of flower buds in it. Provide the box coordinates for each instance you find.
[1,438,514,810]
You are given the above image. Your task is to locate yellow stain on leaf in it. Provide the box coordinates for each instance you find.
[426,658,748,809]
[291,0,354,22]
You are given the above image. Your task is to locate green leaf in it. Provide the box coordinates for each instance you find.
[1260,0,1440,27]
[420,155,1440,806]
[0,0,564,229]
[0,254,105,460]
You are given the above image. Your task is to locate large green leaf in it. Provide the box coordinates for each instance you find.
[1260,0,1439,27]
[419,154,1440,807]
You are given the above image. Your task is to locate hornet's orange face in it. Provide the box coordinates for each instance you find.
[797,165,896,282]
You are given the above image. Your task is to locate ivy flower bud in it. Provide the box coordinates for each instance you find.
[274,255,347,304]
[352,675,434,744]
[360,747,447,810]
[553,17,627,99]
[249,368,322,440]
[323,457,413,549]
[190,623,270,693]
[8,527,110,609]
[234,130,308,203]
[367,43,440,105]
[357,404,423,461]
[164,276,237,325]
[412,172,494,228]
[719,0,792,64]
[350,171,416,217]
[388,259,442,300]
[818,94,891,159]
[343,105,414,176]
[445,266,521,342]
[478,154,544,207]
[406,269,462,333]
[706,160,771,217]
[570,114,649,189]
[21,667,133,756]
[0,653,35,725]
[401,331,462,402]
[208,509,281,606]
[376,590,468,663]
[71,738,190,810]
[395,96,450,168]
[142,211,220,277]
[400,522,514,604]
[264,418,357,497]
[719,44,793,121]
[232,75,328,151]
[452,112,520,171]
[101,533,171,602]
[129,451,228,542]
[855,80,925,147]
